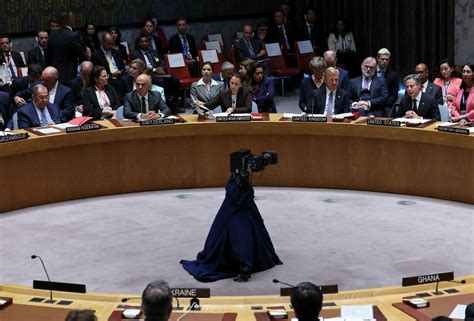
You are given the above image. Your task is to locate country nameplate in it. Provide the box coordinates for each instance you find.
[66,123,101,133]
[292,116,327,122]
[438,126,472,135]
[367,118,402,127]
[0,132,28,143]
[139,118,175,126]
[402,271,454,286]
[216,116,252,122]
[171,288,210,298]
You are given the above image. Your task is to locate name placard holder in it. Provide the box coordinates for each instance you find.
[66,123,101,133]
[438,126,473,135]
[216,116,252,122]
[292,116,327,123]
[367,118,402,127]
[0,132,28,143]
[140,118,175,126]
[171,288,210,298]
[402,271,454,286]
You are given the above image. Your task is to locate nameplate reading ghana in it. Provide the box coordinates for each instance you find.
[438,126,472,135]
[292,116,327,122]
[402,271,454,286]
[171,288,210,298]
[140,118,175,126]
[66,123,101,133]
[367,118,402,127]
[0,132,28,143]
[216,116,252,122]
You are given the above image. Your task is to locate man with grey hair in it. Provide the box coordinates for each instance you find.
[323,50,349,89]
[141,280,173,321]
[396,74,440,120]
[299,56,325,112]
[70,60,94,108]
[376,48,399,112]
[346,56,388,116]
[17,84,63,128]
[212,61,234,91]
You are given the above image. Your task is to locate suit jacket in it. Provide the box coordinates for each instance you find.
[91,48,125,75]
[10,76,31,100]
[298,22,325,54]
[45,26,86,85]
[433,77,462,109]
[346,76,388,112]
[52,83,76,121]
[396,93,441,120]
[69,76,88,104]
[190,79,222,112]
[131,48,164,69]
[82,85,121,120]
[0,51,26,78]
[299,77,323,112]
[451,87,474,122]
[123,90,171,119]
[206,87,252,113]
[168,33,198,60]
[27,46,47,68]
[235,38,261,62]
[310,86,350,114]
[337,67,349,89]
[423,81,443,106]
[378,68,399,108]
[266,23,295,52]
[17,101,63,129]
[0,91,11,128]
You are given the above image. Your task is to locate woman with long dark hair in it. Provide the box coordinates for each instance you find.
[450,63,474,125]
[81,22,100,53]
[433,58,462,109]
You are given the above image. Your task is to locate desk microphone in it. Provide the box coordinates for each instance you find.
[435,279,466,293]
[273,279,295,288]
[177,302,198,321]
[387,98,401,118]
[31,255,53,302]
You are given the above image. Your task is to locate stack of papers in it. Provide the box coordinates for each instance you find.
[332,113,355,119]
[437,122,460,127]
[35,127,61,134]
[283,113,304,118]
[449,304,467,319]
[53,123,77,129]
[391,118,432,124]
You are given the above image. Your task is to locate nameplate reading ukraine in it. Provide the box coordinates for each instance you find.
[367,118,402,127]
[0,132,29,144]
[216,115,252,122]
[402,271,454,286]
[292,116,327,122]
[66,123,100,133]
[171,288,210,298]
[438,126,473,135]
[140,118,175,126]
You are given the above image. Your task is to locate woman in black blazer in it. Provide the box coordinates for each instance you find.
[82,66,121,120]
[202,73,252,114]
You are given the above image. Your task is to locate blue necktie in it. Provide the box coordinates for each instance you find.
[40,109,48,126]
[182,36,190,59]
[327,92,334,116]
[6,54,16,77]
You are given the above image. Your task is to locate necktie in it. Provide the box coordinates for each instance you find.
[105,50,118,73]
[412,98,417,111]
[145,51,156,68]
[182,36,190,59]
[327,92,334,116]
[6,54,16,77]
[279,26,290,51]
[309,25,314,45]
[362,77,369,90]
[141,97,147,114]
[247,40,255,56]
[40,108,48,126]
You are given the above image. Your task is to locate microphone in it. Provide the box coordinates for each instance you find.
[273,279,295,288]
[177,302,198,321]
[435,279,467,294]
[387,97,401,118]
[31,255,53,302]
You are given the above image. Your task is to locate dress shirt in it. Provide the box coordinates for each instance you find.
[102,47,119,73]
[34,103,53,125]
[49,81,59,103]
[411,91,422,112]
[137,92,149,120]
[325,88,337,115]
[421,80,428,93]
[94,88,111,110]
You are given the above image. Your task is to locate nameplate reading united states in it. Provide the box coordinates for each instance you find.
[216,116,252,122]
[171,288,210,298]
[367,118,402,127]
[292,116,327,122]
[0,132,29,143]
[402,271,454,286]
[66,123,100,133]
[437,126,473,135]
[140,118,175,126]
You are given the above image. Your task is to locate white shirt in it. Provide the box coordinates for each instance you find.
[412,91,423,110]
[327,32,356,52]
[421,80,429,93]
[49,81,59,104]
[140,49,154,69]
[34,103,53,126]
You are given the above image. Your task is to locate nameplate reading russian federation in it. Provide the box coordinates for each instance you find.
[0,132,28,143]
[216,116,252,122]
[66,123,100,133]
[280,284,338,296]
[171,288,210,298]
[438,126,473,135]
[367,118,402,127]
[292,116,327,122]
[402,271,454,286]
[140,118,175,126]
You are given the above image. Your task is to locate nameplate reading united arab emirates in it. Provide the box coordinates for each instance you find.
[140,118,175,126]
[437,126,473,135]
[402,271,454,286]
[171,288,210,298]
[216,116,252,122]
[66,123,100,133]
[0,132,29,143]
[292,116,327,122]
[367,118,402,127]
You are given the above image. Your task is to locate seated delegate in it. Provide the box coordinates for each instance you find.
[190,62,222,114]
[396,74,441,120]
[82,66,120,120]
[17,84,63,129]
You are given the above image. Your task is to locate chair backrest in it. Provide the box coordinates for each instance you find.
[164,53,191,79]
[12,112,19,130]
[198,49,222,73]
[115,106,124,120]
[295,41,315,73]
[204,40,222,54]
[251,101,258,113]
[438,104,450,122]
[18,51,27,65]
[264,43,286,70]
[206,34,224,48]
[230,45,238,67]
[17,67,28,77]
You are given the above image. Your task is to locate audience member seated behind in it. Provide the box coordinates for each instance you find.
[107,26,128,66]
[323,51,349,89]
[238,58,256,85]
[42,66,76,120]
[18,84,63,129]
[82,66,120,120]
[248,63,276,113]
[310,67,350,115]
[11,63,43,107]
[433,58,463,109]
[415,63,443,106]
[0,34,27,81]
[27,30,48,69]
[147,13,169,52]
[213,61,234,91]
[70,61,94,111]
[327,18,356,74]
[198,73,252,114]
[236,24,266,63]
[450,63,474,125]
[290,282,323,321]
[81,22,100,54]
[0,91,11,129]
[298,8,324,54]
[65,309,97,321]
[299,56,325,112]
[190,62,222,114]
[396,74,441,120]
[168,17,199,77]
[124,74,171,121]
[141,280,173,321]
[376,48,399,112]
[346,56,388,117]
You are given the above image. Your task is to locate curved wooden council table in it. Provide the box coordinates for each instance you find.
[1,114,473,213]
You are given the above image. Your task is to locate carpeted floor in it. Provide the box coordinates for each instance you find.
[0,187,472,297]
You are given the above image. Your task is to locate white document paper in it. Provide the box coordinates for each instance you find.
[35,127,61,134]
[340,304,373,319]
[333,112,355,119]
[265,43,282,57]
[438,122,460,127]
[200,49,219,63]
[53,123,77,129]
[449,304,467,319]
[167,54,185,68]
[283,113,304,118]
[306,114,327,117]
[213,113,229,117]
[392,118,431,124]
[297,40,313,54]
[205,41,222,53]
[207,34,223,46]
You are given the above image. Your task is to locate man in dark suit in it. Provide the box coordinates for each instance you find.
[11,64,43,107]
[236,25,266,62]
[45,11,86,86]
[124,74,171,120]
[70,61,94,109]
[266,9,295,53]
[396,74,440,120]
[40,66,75,120]
[168,17,198,77]
[212,61,234,91]
[17,84,63,129]
[309,67,350,115]
[376,48,399,114]
[298,8,324,54]
[0,35,26,82]
[415,63,443,106]
[346,56,388,116]
[27,31,48,68]
[0,91,11,129]
[323,50,349,89]
[141,280,173,321]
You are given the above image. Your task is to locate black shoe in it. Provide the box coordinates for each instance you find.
[233,265,251,282]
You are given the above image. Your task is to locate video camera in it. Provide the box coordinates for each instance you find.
[230,149,278,189]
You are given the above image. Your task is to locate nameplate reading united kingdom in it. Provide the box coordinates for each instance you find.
[0,132,29,143]
[402,271,454,286]
[171,288,210,298]
[437,126,473,135]
[216,116,252,122]
[292,116,327,122]
[367,118,402,127]
[140,118,175,126]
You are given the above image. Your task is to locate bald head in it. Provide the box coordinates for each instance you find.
[101,32,115,50]
[136,74,152,96]
[324,51,337,67]
[80,61,94,79]
[41,67,59,90]
[243,24,253,40]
